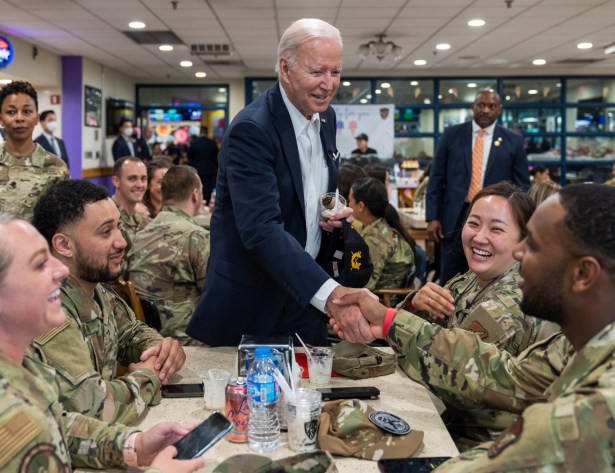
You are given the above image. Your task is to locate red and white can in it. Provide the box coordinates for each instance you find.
[225,376,249,443]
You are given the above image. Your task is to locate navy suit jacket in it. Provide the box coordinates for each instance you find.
[426,121,530,237]
[187,136,219,176]
[111,136,151,161]
[187,82,339,346]
[34,134,69,167]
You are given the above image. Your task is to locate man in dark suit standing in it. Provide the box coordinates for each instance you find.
[426,89,530,283]
[187,125,218,204]
[35,110,69,168]
[111,118,151,162]
[187,18,373,347]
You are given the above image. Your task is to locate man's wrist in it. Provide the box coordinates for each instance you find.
[123,431,141,467]
[382,308,397,337]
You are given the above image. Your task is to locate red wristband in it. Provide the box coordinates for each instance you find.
[382,308,397,337]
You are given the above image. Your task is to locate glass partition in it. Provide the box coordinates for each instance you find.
[501,79,561,104]
[375,80,434,104]
[439,79,496,104]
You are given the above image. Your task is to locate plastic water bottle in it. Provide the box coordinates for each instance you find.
[247,346,280,452]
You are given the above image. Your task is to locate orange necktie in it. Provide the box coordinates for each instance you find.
[468,128,485,201]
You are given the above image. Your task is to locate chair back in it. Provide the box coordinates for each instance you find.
[108,277,146,324]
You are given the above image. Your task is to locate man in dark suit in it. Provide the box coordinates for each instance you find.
[35,110,69,168]
[111,118,151,162]
[187,125,218,204]
[426,89,530,283]
[187,18,373,347]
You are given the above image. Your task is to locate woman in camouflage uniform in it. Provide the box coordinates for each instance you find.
[0,213,202,472]
[406,182,555,356]
[349,177,416,291]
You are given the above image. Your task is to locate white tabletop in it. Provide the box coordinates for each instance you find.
[78,346,458,472]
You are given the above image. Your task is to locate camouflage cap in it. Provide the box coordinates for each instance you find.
[213,450,337,473]
[331,341,397,379]
[318,399,424,461]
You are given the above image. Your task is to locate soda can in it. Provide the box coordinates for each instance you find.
[225,376,249,443]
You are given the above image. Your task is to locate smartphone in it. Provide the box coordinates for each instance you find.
[316,386,380,400]
[173,412,232,460]
[161,383,204,398]
[377,457,452,473]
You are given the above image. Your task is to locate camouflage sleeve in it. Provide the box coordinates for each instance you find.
[386,310,569,413]
[363,232,390,291]
[434,388,615,472]
[33,316,162,425]
[187,230,210,292]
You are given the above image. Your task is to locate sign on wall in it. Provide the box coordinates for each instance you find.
[332,104,395,158]
[0,37,14,69]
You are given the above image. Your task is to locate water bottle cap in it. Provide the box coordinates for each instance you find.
[254,346,271,358]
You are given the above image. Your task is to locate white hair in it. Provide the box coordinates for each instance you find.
[275,18,343,75]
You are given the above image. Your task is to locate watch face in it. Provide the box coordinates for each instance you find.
[369,411,411,435]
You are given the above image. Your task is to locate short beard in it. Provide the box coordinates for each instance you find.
[520,288,565,326]
[74,245,122,284]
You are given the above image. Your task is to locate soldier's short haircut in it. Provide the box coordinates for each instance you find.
[559,184,615,277]
[32,179,109,245]
[113,156,143,177]
[0,80,38,111]
[0,213,23,289]
[162,165,202,203]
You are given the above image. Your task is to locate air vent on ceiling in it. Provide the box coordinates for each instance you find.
[458,55,479,60]
[123,30,183,45]
[190,44,232,56]
[556,58,603,64]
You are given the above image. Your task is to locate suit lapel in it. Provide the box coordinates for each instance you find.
[319,111,339,192]
[484,125,502,178]
[462,121,473,176]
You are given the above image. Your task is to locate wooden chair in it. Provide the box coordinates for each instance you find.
[108,277,146,324]
[372,264,417,308]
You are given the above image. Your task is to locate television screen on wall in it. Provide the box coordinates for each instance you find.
[106,98,135,136]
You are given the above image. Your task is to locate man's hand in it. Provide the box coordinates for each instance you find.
[319,205,354,233]
[330,290,388,339]
[140,338,186,384]
[136,422,198,467]
[326,286,375,343]
[427,220,443,242]
[127,355,160,375]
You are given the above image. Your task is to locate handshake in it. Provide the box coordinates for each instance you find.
[325,286,389,342]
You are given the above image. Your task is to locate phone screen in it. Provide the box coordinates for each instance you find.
[377,457,452,473]
[173,412,232,460]
[161,383,204,398]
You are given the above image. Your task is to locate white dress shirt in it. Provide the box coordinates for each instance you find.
[43,132,62,157]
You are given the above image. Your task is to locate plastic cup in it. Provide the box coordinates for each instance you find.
[200,369,230,410]
[284,388,322,452]
[319,192,346,220]
[307,347,334,387]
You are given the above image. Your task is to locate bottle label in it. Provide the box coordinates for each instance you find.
[247,378,278,403]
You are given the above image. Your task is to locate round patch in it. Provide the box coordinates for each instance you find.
[19,443,69,473]
[368,411,411,435]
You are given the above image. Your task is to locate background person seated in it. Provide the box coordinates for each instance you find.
[128,166,210,344]
[349,177,416,291]
[142,158,173,218]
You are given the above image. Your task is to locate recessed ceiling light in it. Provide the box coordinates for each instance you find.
[342,81,351,86]
[436,43,451,50]
[577,42,593,49]
[381,82,391,89]
[556,83,562,87]
[360,98,368,104]
[218,87,226,93]
[467,82,477,88]
[528,89,538,95]
[375,89,382,94]
[410,81,419,86]
[180,60,193,67]
[195,72,207,78]
[438,94,443,99]
[533,58,546,65]
[128,21,146,29]
[448,88,454,94]
[468,19,485,27]
[424,98,431,104]
[366,94,372,99]
[505,95,511,101]
[159,44,174,52]
[0,79,12,84]
[414,59,427,66]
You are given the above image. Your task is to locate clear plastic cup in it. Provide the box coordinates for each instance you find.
[319,192,346,220]
[307,347,334,387]
[284,388,322,452]
[200,369,230,410]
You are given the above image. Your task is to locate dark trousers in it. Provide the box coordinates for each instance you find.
[200,174,216,205]
[439,203,470,284]
[273,296,328,346]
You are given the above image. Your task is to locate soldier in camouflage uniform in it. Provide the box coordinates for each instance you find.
[111,156,149,254]
[349,177,415,291]
[334,184,615,471]
[128,165,210,342]
[31,179,186,425]
[0,81,68,221]
[0,213,203,473]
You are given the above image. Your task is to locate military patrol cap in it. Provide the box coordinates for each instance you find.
[318,399,424,460]
[331,341,397,379]
[213,450,337,473]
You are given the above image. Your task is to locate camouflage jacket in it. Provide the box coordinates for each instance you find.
[387,310,574,447]
[127,204,210,339]
[432,321,615,472]
[0,347,135,471]
[404,263,555,356]
[112,194,149,255]
[32,275,162,425]
[359,217,414,291]
[0,142,69,221]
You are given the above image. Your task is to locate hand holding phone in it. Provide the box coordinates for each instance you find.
[173,412,232,460]
[316,386,380,400]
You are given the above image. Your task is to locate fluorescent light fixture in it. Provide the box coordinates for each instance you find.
[128,21,146,29]
[533,58,546,65]
[342,81,351,86]
[528,89,538,95]
[577,42,593,50]
[381,82,391,88]
[180,60,193,67]
[159,45,173,52]
[0,79,12,84]
[414,59,427,66]
[467,82,477,88]
[468,19,485,27]
[410,81,419,86]
[436,43,451,50]
[195,72,206,78]
[604,43,615,55]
